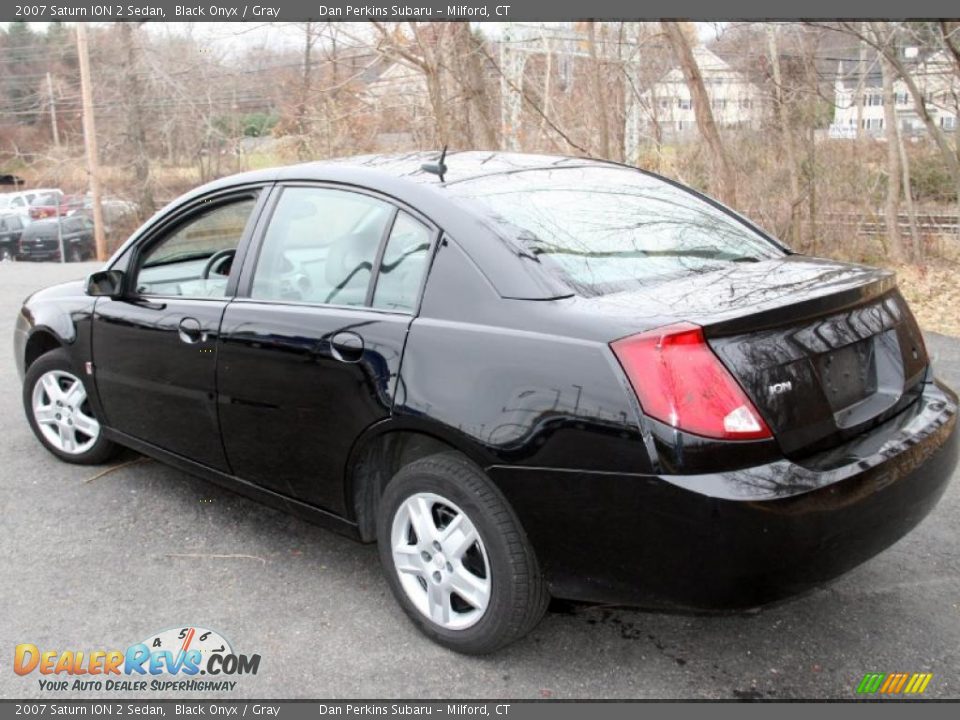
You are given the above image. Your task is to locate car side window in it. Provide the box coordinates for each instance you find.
[135,197,256,298]
[250,187,393,306]
[372,212,433,313]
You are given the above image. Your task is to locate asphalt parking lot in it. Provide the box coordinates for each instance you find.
[1,260,959,700]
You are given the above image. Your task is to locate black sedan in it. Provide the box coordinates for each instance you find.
[17,215,96,262]
[0,212,25,261]
[14,153,958,653]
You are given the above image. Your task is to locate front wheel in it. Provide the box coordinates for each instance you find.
[377,452,549,654]
[23,348,118,465]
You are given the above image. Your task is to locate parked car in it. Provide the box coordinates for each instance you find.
[0,212,25,261]
[16,216,95,262]
[0,188,61,226]
[14,153,958,653]
[29,190,82,221]
[68,196,139,236]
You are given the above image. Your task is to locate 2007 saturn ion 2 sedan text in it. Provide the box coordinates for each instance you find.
[15,152,958,653]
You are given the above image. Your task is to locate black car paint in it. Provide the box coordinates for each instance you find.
[17,216,95,261]
[14,152,958,610]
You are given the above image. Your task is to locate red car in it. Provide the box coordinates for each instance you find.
[28,191,82,221]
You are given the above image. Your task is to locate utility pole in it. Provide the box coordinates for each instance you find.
[46,72,60,150]
[76,23,107,261]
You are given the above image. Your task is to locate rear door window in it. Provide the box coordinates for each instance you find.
[250,187,394,307]
[372,211,433,313]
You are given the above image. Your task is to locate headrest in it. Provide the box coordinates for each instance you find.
[325,228,382,286]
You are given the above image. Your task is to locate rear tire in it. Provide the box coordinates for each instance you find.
[377,452,549,654]
[23,348,118,465]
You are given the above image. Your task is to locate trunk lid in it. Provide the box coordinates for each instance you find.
[593,256,928,457]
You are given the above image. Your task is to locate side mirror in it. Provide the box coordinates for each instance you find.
[86,270,125,298]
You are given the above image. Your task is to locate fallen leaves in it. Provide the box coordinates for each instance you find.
[891,263,960,337]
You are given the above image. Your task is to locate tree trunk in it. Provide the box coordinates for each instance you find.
[410,23,449,147]
[118,22,154,214]
[452,24,498,149]
[767,27,802,247]
[296,21,314,160]
[855,24,867,142]
[661,21,737,206]
[879,53,906,262]
[898,128,922,260]
[538,34,553,148]
[587,21,611,159]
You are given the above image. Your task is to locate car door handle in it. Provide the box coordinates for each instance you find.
[330,331,364,363]
[178,317,204,344]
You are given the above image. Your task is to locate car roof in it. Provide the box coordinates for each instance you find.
[186,152,621,195]
[310,151,620,185]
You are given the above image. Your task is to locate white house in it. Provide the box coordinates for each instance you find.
[830,49,957,139]
[635,46,768,139]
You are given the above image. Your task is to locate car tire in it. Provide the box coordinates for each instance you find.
[377,451,549,654]
[1,247,14,262]
[67,246,83,263]
[23,348,119,465]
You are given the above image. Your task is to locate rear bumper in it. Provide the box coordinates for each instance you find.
[487,379,958,609]
[17,250,61,261]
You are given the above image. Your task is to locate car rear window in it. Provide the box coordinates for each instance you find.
[22,222,58,239]
[445,166,783,297]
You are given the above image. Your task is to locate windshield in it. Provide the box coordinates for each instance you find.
[446,165,783,296]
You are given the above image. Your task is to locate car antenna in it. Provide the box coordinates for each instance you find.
[421,146,448,182]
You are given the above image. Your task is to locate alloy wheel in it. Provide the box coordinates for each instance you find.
[31,370,100,455]
[390,492,491,630]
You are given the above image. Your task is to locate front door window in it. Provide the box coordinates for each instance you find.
[136,197,256,298]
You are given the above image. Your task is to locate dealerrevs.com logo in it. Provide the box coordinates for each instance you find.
[14,627,261,693]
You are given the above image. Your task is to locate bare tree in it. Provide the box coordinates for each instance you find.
[831,22,960,201]
[586,21,611,158]
[767,25,802,246]
[450,24,499,149]
[371,21,451,146]
[876,39,906,262]
[117,22,154,214]
[661,21,737,206]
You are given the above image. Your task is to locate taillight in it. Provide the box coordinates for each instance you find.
[610,322,772,440]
